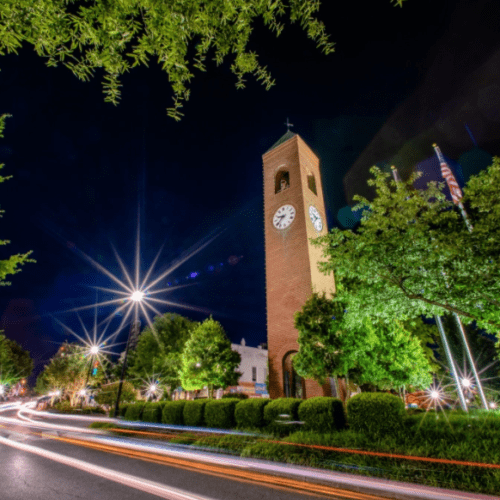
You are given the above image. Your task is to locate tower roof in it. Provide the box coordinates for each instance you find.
[265,130,297,154]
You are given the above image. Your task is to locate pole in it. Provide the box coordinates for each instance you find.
[453,315,489,409]
[114,318,140,417]
[432,144,488,409]
[391,165,467,411]
[435,315,468,411]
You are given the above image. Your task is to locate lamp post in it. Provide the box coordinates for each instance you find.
[114,290,143,417]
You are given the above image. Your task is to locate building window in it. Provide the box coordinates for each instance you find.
[275,170,290,193]
[307,171,317,195]
[252,366,257,382]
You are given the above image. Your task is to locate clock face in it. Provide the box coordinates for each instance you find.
[309,205,323,232]
[273,204,296,230]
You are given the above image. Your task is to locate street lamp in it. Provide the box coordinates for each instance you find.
[81,344,100,408]
[114,290,143,417]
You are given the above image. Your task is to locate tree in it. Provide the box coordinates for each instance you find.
[293,293,435,392]
[94,381,136,406]
[293,292,344,384]
[0,1,404,120]
[127,313,197,393]
[0,333,33,385]
[312,162,500,337]
[0,114,33,284]
[180,317,241,398]
[35,342,104,405]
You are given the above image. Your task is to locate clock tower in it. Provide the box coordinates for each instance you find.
[263,130,336,399]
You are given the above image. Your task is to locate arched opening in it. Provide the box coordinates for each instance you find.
[275,170,290,194]
[282,351,304,399]
[307,171,317,195]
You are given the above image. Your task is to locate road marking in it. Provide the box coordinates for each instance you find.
[0,435,216,500]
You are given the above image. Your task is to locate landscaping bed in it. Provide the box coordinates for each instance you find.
[88,395,500,495]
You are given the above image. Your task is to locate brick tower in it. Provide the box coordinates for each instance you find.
[262,130,336,399]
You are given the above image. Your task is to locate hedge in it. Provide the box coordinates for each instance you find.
[264,398,302,430]
[347,392,405,436]
[183,400,207,427]
[298,397,346,432]
[142,402,164,423]
[235,399,270,429]
[162,400,187,425]
[124,402,147,421]
[204,399,240,429]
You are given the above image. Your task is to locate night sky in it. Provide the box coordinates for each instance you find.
[0,0,498,382]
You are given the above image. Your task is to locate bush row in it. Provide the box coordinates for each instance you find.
[117,396,358,433]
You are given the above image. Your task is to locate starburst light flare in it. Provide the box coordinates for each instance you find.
[58,222,222,342]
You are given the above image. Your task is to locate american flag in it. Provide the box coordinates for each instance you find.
[432,143,463,205]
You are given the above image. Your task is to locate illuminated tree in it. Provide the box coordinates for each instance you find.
[0,333,33,386]
[180,317,240,398]
[127,313,198,394]
[294,292,436,392]
[312,162,500,339]
[0,1,411,119]
[35,342,104,405]
[95,381,136,405]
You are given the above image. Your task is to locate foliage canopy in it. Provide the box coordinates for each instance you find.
[127,313,197,392]
[312,161,500,338]
[293,293,435,391]
[0,0,405,119]
[180,317,240,397]
[0,333,33,384]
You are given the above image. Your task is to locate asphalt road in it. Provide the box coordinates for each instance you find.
[0,404,355,500]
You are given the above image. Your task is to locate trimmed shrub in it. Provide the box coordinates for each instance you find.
[183,400,207,427]
[235,398,270,429]
[204,399,239,429]
[222,392,248,400]
[347,392,405,436]
[162,400,187,425]
[142,402,164,423]
[124,402,146,421]
[264,398,302,431]
[298,397,346,432]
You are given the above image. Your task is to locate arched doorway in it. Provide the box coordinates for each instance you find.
[282,351,305,399]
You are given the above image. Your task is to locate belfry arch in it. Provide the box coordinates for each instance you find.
[275,169,290,193]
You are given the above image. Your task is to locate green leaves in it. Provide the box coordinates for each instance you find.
[180,317,241,396]
[127,313,197,391]
[0,333,33,384]
[294,293,434,391]
[313,163,500,336]
[0,0,338,118]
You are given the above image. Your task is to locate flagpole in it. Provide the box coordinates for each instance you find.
[432,144,488,410]
[391,166,468,412]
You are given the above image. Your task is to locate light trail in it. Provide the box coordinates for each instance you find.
[0,435,217,500]
[2,406,499,500]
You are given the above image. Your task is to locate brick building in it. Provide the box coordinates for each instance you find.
[262,131,336,399]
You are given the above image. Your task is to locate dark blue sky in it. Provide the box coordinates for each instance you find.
[0,0,493,380]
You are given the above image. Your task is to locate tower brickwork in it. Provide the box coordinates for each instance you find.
[262,132,336,399]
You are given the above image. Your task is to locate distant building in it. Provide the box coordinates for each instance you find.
[173,339,269,400]
[223,339,269,398]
